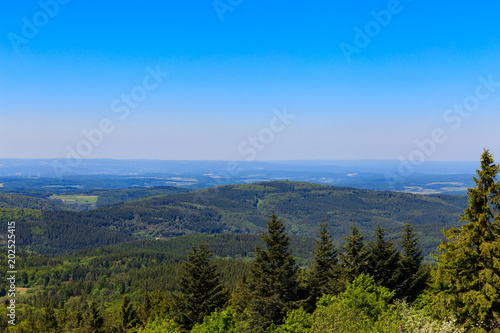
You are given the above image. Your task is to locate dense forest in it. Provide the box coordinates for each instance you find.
[1,150,500,332]
[1,180,467,256]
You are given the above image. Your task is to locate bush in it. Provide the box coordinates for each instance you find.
[191,307,237,333]
[398,301,465,333]
[136,317,181,333]
[274,307,313,333]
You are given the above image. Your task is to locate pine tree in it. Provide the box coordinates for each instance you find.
[40,302,59,333]
[177,243,229,330]
[243,214,302,331]
[307,221,340,310]
[394,221,429,302]
[149,289,172,319]
[117,295,140,332]
[366,224,400,291]
[432,149,500,330]
[231,271,249,318]
[0,313,7,332]
[140,291,152,324]
[83,301,105,333]
[340,224,368,285]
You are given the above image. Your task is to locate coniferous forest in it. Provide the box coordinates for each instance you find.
[1,150,500,332]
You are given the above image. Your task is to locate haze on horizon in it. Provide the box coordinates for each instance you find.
[1,1,499,163]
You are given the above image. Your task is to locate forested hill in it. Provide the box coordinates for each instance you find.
[3,181,468,255]
[0,192,67,210]
[114,181,467,244]
[90,185,191,207]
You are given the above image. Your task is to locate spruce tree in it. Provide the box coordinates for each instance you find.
[366,224,400,291]
[177,243,229,330]
[0,313,7,332]
[40,302,59,333]
[433,149,500,330]
[117,295,140,332]
[340,224,368,285]
[394,221,429,302]
[149,289,172,319]
[244,214,302,331]
[140,291,152,324]
[83,301,105,333]
[307,221,340,310]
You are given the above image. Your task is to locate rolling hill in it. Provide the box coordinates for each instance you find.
[4,181,468,255]
[0,192,68,210]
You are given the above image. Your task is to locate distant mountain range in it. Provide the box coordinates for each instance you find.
[0,158,479,194]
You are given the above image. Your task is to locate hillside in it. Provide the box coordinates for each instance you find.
[90,185,191,207]
[0,192,68,210]
[88,233,316,265]
[6,181,468,255]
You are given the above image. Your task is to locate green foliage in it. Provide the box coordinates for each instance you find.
[306,222,340,310]
[40,302,59,332]
[340,224,368,285]
[328,274,394,319]
[274,307,313,333]
[176,243,229,330]
[394,221,429,302]
[5,181,468,257]
[2,180,487,331]
[241,214,303,331]
[93,186,190,207]
[83,301,105,333]
[433,149,500,330]
[191,307,238,333]
[397,301,465,333]
[96,233,315,264]
[0,192,68,210]
[311,274,397,333]
[366,224,400,291]
[136,317,181,333]
[116,295,140,332]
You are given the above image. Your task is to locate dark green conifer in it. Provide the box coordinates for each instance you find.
[117,295,140,332]
[394,221,429,302]
[366,224,400,291]
[244,214,302,331]
[340,224,368,285]
[40,302,59,333]
[83,301,105,333]
[307,221,340,310]
[432,149,500,330]
[177,243,229,330]
[140,291,152,324]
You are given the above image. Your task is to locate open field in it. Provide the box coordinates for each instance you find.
[49,194,98,209]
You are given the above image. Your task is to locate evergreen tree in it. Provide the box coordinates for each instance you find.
[83,301,105,333]
[40,302,59,333]
[394,221,429,302]
[366,224,400,291]
[0,313,7,332]
[141,291,152,324]
[340,224,368,285]
[24,311,39,333]
[433,149,500,330]
[117,295,140,332]
[149,289,172,319]
[307,221,340,310]
[177,243,229,330]
[243,214,303,331]
[231,271,250,318]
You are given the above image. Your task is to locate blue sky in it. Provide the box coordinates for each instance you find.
[1,0,499,161]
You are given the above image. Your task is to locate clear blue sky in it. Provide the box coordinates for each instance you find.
[1,0,499,161]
